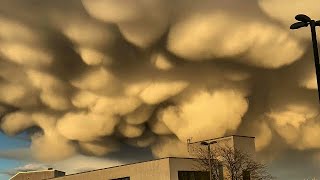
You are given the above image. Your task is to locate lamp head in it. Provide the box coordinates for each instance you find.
[316,20,320,26]
[209,141,217,144]
[200,141,209,145]
[295,14,311,23]
[290,21,309,29]
[200,141,217,145]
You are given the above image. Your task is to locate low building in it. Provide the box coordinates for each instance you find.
[50,157,205,180]
[10,168,65,180]
[10,135,255,180]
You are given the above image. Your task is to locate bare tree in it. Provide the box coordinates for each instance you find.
[189,143,275,180]
[190,144,223,180]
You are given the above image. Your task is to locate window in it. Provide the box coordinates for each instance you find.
[178,171,209,180]
[243,170,251,180]
[110,177,130,180]
[218,164,224,180]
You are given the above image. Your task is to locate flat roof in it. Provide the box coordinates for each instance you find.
[188,134,255,145]
[10,169,64,180]
[48,157,197,179]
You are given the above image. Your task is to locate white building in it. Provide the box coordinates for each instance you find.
[11,135,256,180]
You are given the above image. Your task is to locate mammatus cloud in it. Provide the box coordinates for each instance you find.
[159,89,248,142]
[0,1,319,177]
[81,0,170,48]
[167,12,305,68]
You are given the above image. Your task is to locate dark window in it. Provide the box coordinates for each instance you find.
[243,170,251,180]
[178,171,210,180]
[218,164,224,180]
[110,177,130,180]
[54,170,66,177]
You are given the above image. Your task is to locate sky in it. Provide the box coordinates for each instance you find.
[0,132,30,179]
[0,0,320,179]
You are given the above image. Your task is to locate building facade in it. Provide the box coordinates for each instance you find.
[10,135,255,180]
[188,135,256,179]
[187,135,256,159]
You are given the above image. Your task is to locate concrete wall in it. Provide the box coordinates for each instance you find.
[50,158,171,180]
[169,158,199,180]
[187,136,256,180]
[11,170,65,180]
[233,136,256,159]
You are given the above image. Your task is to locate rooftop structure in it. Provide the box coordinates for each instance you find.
[187,135,256,159]
[10,135,256,180]
[10,168,65,180]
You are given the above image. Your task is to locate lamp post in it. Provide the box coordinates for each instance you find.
[200,140,217,180]
[290,14,320,102]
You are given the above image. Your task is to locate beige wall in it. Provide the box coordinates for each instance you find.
[169,158,200,180]
[51,158,171,180]
[233,136,256,159]
[187,136,256,180]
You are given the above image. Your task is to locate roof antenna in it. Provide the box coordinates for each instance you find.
[187,137,192,144]
[187,137,193,155]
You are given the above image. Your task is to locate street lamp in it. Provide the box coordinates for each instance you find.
[290,14,320,102]
[200,140,217,180]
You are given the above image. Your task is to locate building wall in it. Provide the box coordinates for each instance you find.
[169,158,200,180]
[50,158,171,180]
[11,170,64,180]
[233,136,256,159]
[187,136,256,180]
